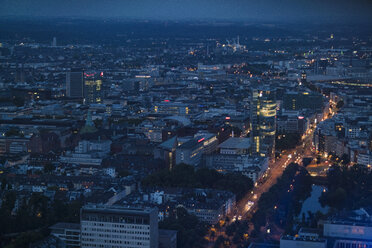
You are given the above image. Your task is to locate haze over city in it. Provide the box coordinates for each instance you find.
[1,0,372,22]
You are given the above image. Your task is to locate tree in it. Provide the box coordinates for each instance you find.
[118,170,131,178]
[336,100,344,109]
[12,96,25,107]
[159,207,207,248]
[142,163,253,200]
[5,128,21,137]
[43,163,55,174]
[320,164,372,210]
[226,223,237,237]
[214,236,226,248]
[340,154,350,165]
[1,178,7,190]
[4,231,45,248]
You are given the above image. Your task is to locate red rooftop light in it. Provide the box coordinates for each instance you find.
[84,73,95,77]
[198,138,205,143]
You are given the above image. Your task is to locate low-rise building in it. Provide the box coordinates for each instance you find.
[50,222,81,248]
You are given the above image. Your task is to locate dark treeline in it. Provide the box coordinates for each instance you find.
[251,163,312,235]
[0,189,83,248]
[320,164,372,210]
[159,207,208,248]
[142,163,254,200]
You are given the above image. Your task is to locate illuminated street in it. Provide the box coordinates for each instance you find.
[207,100,334,247]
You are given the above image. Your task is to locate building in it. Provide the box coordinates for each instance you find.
[49,222,80,248]
[141,188,236,225]
[154,136,178,170]
[276,111,309,134]
[332,239,372,248]
[66,70,84,98]
[251,88,277,157]
[280,236,326,248]
[80,205,159,248]
[0,136,30,154]
[322,210,372,247]
[283,91,323,111]
[84,72,103,104]
[248,244,279,248]
[218,137,251,155]
[52,37,57,47]
[205,154,268,182]
[75,139,112,156]
[323,220,372,240]
[158,229,177,248]
[280,228,326,248]
[154,101,190,116]
[175,133,218,166]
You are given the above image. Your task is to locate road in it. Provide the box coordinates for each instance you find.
[207,100,334,246]
[234,101,334,222]
[206,128,316,247]
[234,127,315,221]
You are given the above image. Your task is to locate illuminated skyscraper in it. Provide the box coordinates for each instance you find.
[66,69,84,98]
[250,88,277,157]
[84,72,103,104]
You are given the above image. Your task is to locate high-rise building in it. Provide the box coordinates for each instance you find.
[66,70,84,98]
[283,92,323,111]
[80,205,159,248]
[52,37,57,47]
[84,72,103,104]
[250,88,277,157]
[300,71,307,85]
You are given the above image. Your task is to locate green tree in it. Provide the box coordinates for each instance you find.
[336,100,344,109]
[43,163,55,174]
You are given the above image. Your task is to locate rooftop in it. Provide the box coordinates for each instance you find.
[82,204,157,216]
[49,222,80,230]
[219,137,251,149]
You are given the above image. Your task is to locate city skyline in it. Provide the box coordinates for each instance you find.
[0,1,371,248]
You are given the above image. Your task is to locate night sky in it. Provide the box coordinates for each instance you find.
[0,0,371,23]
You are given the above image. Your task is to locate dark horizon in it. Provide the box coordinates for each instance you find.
[0,0,372,24]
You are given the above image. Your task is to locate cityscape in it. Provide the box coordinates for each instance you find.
[0,1,371,248]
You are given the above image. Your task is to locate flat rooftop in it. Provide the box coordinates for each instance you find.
[218,137,251,149]
[82,204,157,216]
[49,222,80,230]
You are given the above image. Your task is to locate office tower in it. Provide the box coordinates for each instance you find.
[66,70,84,98]
[84,72,103,104]
[15,63,25,83]
[80,205,159,248]
[250,88,277,157]
[52,37,57,47]
[300,71,307,84]
[283,92,323,111]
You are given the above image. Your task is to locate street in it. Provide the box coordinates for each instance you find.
[207,100,333,247]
